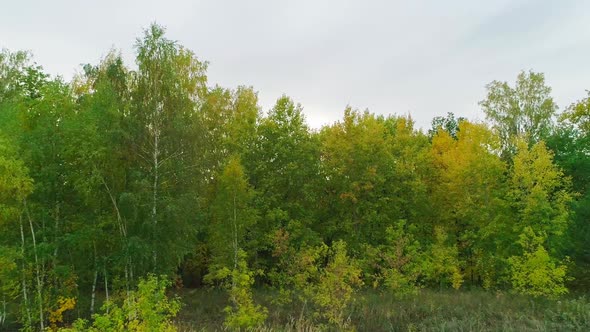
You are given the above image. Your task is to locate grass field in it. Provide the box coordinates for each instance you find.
[173,288,590,331]
[2,288,588,331]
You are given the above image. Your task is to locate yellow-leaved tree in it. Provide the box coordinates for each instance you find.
[508,139,573,297]
[429,120,508,288]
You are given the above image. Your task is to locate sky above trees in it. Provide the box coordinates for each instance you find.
[2,0,590,130]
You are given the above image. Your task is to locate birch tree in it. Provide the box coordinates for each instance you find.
[0,134,34,328]
[131,23,207,275]
[480,71,557,157]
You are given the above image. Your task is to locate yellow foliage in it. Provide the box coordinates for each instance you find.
[508,227,569,298]
[49,296,76,331]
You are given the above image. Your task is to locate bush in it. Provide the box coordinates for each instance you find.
[62,274,181,332]
[312,240,363,330]
[223,251,268,330]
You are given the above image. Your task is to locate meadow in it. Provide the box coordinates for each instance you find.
[173,289,590,331]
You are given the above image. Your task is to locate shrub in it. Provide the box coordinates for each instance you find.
[62,274,181,332]
[223,251,267,330]
[312,240,363,330]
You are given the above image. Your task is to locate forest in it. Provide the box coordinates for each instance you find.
[0,24,589,331]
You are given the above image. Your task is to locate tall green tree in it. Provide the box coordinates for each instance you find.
[128,23,207,275]
[205,157,266,329]
[547,92,590,288]
[245,95,321,270]
[480,71,557,157]
[0,134,34,329]
[207,156,258,275]
[64,52,135,312]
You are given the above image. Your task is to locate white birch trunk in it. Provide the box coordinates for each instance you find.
[19,213,31,327]
[0,295,6,327]
[233,193,238,272]
[104,266,110,314]
[90,268,98,315]
[90,241,98,315]
[25,200,44,331]
[152,119,160,270]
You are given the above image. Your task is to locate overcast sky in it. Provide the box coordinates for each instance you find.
[2,0,590,130]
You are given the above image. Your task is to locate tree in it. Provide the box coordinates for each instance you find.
[207,156,258,275]
[220,250,267,330]
[509,140,573,251]
[547,92,590,288]
[508,227,569,297]
[560,91,590,134]
[428,112,465,140]
[365,220,424,296]
[129,23,207,275]
[64,52,135,312]
[320,108,397,248]
[507,140,573,295]
[206,157,266,329]
[424,227,463,290]
[480,71,557,157]
[429,121,509,287]
[0,60,77,330]
[312,240,362,330]
[275,240,362,330]
[0,134,34,329]
[0,49,32,103]
[245,95,321,270]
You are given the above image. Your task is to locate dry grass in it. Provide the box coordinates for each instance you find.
[173,288,590,331]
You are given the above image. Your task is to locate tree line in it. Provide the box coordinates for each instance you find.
[0,24,589,330]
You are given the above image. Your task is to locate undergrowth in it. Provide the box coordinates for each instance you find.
[174,288,590,331]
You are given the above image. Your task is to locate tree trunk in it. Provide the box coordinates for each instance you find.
[233,193,238,272]
[104,266,110,314]
[25,199,44,331]
[53,204,60,277]
[90,241,98,315]
[1,295,6,327]
[152,120,160,271]
[19,212,32,327]
[90,268,98,315]
[101,175,131,301]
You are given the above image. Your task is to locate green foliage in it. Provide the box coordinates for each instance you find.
[510,140,573,252]
[428,112,465,139]
[3,22,590,330]
[424,227,463,290]
[548,93,590,288]
[270,240,362,329]
[508,227,569,298]
[480,70,557,156]
[312,240,363,330]
[380,221,423,296]
[221,250,267,330]
[66,275,181,332]
[245,95,321,272]
[361,220,423,296]
[206,156,258,281]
